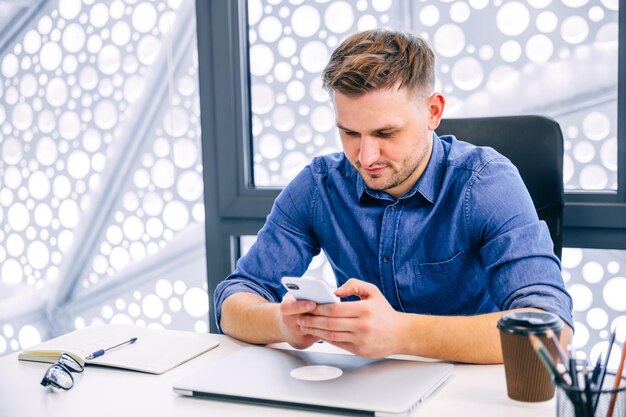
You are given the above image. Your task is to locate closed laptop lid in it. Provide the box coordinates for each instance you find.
[173,346,453,417]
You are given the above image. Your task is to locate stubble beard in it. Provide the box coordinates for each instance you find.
[355,152,425,194]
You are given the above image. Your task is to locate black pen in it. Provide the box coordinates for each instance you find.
[593,330,616,412]
[567,347,582,417]
[589,355,602,385]
[85,337,138,360]
[582,367,594,417]
[568,348,578,385]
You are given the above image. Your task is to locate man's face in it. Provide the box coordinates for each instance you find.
[333,87,445,199]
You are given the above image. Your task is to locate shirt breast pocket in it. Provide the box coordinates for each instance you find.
[400,251,484,315]
[415,251,468,276]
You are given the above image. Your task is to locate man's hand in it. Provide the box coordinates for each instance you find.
[296,278,403,358]
[277,294,320,350]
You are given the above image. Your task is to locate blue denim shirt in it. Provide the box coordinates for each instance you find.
[215,134,573,331]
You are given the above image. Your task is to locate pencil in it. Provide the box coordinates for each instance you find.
[529,334,566,385]
[606,342,626,417]
[546,328,570,372]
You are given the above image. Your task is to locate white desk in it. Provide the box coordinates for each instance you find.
[0,333,555,417]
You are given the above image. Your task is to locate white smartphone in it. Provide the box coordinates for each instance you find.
[281,276,340,304]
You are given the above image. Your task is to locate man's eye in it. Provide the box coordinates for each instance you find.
[377,131,394,138]
[344,131,359,137]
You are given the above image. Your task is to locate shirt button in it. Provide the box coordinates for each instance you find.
[383,256,390,263]
[390,206,396,211]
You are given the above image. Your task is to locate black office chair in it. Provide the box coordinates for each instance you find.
[435,115,564,259]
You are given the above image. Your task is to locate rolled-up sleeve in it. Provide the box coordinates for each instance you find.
[213,165,321,333]
[467,157,574,330]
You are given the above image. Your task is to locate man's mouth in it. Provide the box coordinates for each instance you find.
[362,166,387,175]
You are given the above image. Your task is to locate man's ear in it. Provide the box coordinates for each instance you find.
[427,93,446,131]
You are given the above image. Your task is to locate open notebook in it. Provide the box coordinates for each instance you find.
[18,324,219,374]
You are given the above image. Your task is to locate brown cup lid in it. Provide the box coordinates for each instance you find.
[497,311,563,334]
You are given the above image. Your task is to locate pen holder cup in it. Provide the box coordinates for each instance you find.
[556,372,626,417]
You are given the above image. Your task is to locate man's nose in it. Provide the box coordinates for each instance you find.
[358,137,380,167]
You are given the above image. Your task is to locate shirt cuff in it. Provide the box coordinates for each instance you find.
[213,280,279,334]
[502,284,574,331]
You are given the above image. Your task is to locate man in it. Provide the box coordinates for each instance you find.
[215,29,573,363]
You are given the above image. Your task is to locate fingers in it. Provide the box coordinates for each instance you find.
[297,314,370,334]
[280,296,316,316]
[297,323,379,358]
[312,294,369,316]
[276,296,323,349]
[298,315,345,331]
[295,305,351,342]
[303,327,353,344]
[334,278,380,299]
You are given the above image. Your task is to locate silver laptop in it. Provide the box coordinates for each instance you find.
[173,346,453,416]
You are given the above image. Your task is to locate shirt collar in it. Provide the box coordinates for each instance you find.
[356,132,444,204]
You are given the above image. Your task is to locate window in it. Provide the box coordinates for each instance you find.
[247,0,620,193]
[0,0,207,357]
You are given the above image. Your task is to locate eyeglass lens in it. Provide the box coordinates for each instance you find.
[58,353,83,373]
[40,353,84,390]
[41,364,74,390]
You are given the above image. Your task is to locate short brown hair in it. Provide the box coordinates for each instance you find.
[321,29,435,97]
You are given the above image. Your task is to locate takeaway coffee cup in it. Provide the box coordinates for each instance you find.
[497,311,563,402]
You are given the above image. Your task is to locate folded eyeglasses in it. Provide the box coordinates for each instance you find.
[40,352,84,390]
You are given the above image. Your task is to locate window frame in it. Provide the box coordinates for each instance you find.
[196,0,626,332]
